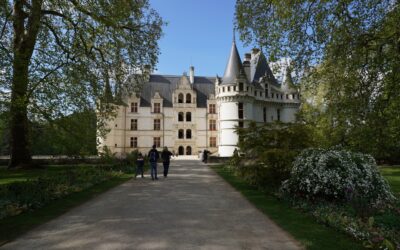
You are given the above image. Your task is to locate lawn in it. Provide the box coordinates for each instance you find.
[212,166,365,250]
[380,166,400,197]
[0,165,134,246]
[0,165,84,185]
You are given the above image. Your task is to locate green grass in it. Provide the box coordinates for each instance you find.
[380,167,400,197]
[212,166,365,250]
[0,173,132,246]
[0,165,89,185]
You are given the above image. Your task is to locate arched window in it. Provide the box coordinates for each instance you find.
[178,129,184,139]
[178,112,184,122]
[178,146,184,155]
[186,112,191,122]
[186,129,192,139]
[186,93,191,103]
[178,93,184,103]
[186,146,192,155]
[239,82,243,91]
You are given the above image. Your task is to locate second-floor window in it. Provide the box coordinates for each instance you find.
[186,112,191,122]
[238,102,244,119]
[178,129,184,139]
[209,104,216,114]
[209,119,216,131]
[154,119,161,130]
[178,112,184,122]
[153,103,160,113]
[130,119,137,130]
[131,102,138,113]
[186,129,192,139]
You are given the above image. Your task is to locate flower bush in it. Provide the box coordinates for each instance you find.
[282,148,396,207]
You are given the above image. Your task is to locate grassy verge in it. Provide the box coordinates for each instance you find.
[0,173,132,246]
[211,166,365,250]
[380,167,400,196]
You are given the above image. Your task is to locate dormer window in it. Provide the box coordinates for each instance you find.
[186,93,192,103]
[239,82,244,91]
[153,103,160,113]
[178,93,184,103]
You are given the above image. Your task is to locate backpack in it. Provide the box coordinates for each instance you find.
[150,150,157,162]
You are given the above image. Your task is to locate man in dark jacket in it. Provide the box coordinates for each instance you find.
[161,146,173,177]
[148,145,160,180]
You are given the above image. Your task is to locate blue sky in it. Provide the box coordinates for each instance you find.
[149,0,255,77]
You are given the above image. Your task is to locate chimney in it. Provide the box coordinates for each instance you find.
[251,48,260,60]
[244,53,251,62]
[189,66,194,84]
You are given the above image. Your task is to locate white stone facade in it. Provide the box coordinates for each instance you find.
[99,42,300,157]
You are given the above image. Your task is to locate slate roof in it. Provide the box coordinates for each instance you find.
[221,41,245,85]
[139,75,215,108]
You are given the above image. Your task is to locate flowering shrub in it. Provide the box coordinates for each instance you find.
[282,148,396,207]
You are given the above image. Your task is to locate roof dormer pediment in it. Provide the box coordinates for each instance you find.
[177,74,192,90]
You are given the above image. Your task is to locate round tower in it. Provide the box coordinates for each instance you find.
[217,40,247,157]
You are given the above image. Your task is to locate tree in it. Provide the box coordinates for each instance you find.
[0,1,163,168]
[236,0,400,162]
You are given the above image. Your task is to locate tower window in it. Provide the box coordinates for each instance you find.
[277,109,281,121]
[265,88,268,98]
[228,86,231,91]
[238,102,244,119]
[239,82,243,91]
[286,94,289,99]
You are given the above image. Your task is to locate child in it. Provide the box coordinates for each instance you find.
[135,153,145,178]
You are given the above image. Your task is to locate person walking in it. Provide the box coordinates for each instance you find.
[148,145,160,180]
[135,152,145,178]
[161,147,173,178]
[202,149,210,163]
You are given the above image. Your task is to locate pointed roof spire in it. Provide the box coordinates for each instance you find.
[282,65,296,91]
[221,39,244,84]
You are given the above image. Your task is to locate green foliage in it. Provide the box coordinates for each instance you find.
[232,121,314,189]
[0,164,133,220]
[236,0,400,163]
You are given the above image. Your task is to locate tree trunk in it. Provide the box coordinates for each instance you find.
[8,0,43,168]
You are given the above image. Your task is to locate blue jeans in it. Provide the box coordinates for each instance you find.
[150,162,158,180]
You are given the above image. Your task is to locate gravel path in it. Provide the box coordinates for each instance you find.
[2,160,302,250]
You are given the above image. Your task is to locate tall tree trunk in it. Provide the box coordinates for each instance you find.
[8,0,42,168]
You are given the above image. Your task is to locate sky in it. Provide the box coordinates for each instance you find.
[149,0,255,77]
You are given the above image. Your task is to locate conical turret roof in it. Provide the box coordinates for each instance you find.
[281,66,297,92]
[221,41,244,85]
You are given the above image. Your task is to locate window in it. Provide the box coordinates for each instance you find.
[130,119,137,130]
[178,112,184,122]
[209,119,216,131]
[238,121,244,128]
[238,102,244,119]
[263,108,267,122]
[186,112,192,122]
[222,87,225,92]
[178,129,184,139]
[210,137,216,147]
[154,119,160,130]
[130,102,138,113]
[234,86,237,91]
[115,124,118,127]
[178,146,184,155]
[186,129,192,139]
[153,137,161,147]
[130,137,137,148]
[153,103,160,113]
[254,91,257,96]
[178,93,184,103]
[209,104,216,114]
[186,146,192,155]
[228,86,230,91]
[260,92,262,97]
[286,94,289,99]
[281,94,283,99]
[265,89,268,98]
[246,86,249,92]
[239,82,243,91]
[271,93,274,98]
[186,93,192,103]
[277,109,281,121]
